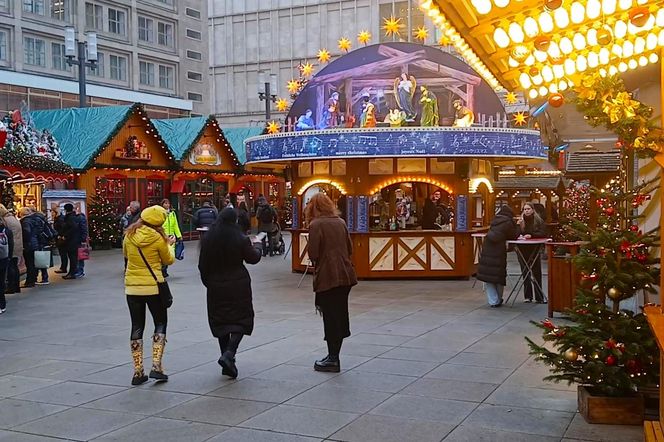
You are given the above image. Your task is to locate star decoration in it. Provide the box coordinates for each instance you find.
[383,16,403,38]
[414,26,429,42]
[300,62,314,77]
[287,79,300,94]
[358,30,372,45]
[317,49,331,64]
[275,98,289,112]
[438,35,450,46]
[338,37,352,52]
[266,121,280,134]
[505,92,519,105]
[513,112,528,126]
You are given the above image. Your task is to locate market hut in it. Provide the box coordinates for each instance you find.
[31,104,175,216]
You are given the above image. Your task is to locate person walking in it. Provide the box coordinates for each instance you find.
[0,217,15,314]
[161,199,182,278]
[0,205,22,294]
[256,197,277,256]
[62,204,88,280]
[477,205,519,308]
[236,202,251,234]
[33,209,55,285]
[193,200,218,231]
[19,207,46,288]
[54,208,68,274]
[517,202,547,303]
[123,205,175,385]
[198,207,261,379]
[305,193,357,373]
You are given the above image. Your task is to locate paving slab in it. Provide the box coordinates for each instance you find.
[206,427,321,441]
[331,414,454,442]
[443,426,561,441]
[369,394,477,424]
[0,430,69,442]
[208,377,313,403]
[562,413,642,441]
[286,383,391,413]
[401,378,498,403]
[91,416,227,442]
[0,399,68,429]
[83,388,197,415]
[462,403,574,438]
[0,376,62,399]
[325,370,417,393]
[158,396,274,426]
[14,381,125,406]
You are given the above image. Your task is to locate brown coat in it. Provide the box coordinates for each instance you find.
[308,215,358,293]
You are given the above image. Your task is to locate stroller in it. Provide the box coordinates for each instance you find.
[262,224,286,257]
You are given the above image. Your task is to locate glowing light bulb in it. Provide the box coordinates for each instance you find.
[602,0,617,14]
[599,48,610,64]
[554,8,569,28]
[587,51,599,68]
[586,29,598,46]
[586,0,601,19]
[646,33,657,50]
[659,29,664,45]
[534,50,548,62]
[564,58,576,75]
[608,65,618,75]
[638,55,648,66]
[618,61,628,72]
[619,0,632,9]
[529,89,538,99]
[559,80,568,90]
[541,66,554,82]
[539,86,548,96]
[553,64,564,78]
[628,59,637,69]
[622,40,634,57]
[570,2,585,23]
[493,27,510,48]
[508,57,519,67]
[611,43,622,56]
[494,0,509,7]
[614,20,627,39]
[649,53,659,63]
[524,55,535,65]
[508,22,525,43]
[547,41,561,58]
[549,83,559,93]
[532,74,543,85]
[539,12,554,33]
[559,37,573,54]
[523,17,539,38]
[573,33,586,50]
[576,54,588,71]
[471,0,492,14]
[519,72,532,88]
[657,9,664,27]
[634,36,645,54]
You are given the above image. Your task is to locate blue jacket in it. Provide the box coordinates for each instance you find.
[21,213,47,251]
[63,212,88,249]
[193,206,218,229]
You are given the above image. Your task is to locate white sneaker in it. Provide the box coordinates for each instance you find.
[0,308,6,314]
[36,281,50,285]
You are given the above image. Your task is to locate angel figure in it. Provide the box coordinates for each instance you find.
[394,73,416,120]
[453,99,475,127]
[419,86,439,127]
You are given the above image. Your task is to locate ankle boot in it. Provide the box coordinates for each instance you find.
[149,333,168,381]
[314,354,340,373]
[130,339,148,385]
[218,351,238,379]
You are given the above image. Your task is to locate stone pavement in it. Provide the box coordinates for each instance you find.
[0,235,643,441]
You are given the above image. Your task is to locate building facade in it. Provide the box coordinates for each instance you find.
[209,0,437,127]
[0,0,209,116]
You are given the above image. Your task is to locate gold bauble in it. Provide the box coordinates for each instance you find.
[629,7,650,28]
[564,348,579,361]
[608,287,622,300]
[544,0,563,11]
[596,27,613,46]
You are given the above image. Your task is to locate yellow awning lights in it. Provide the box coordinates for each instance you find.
[421,0,664,95]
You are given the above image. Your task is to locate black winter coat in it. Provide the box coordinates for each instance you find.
[236,208,251,233]
[63,213,88,250]
[477,211,519,286]
[193,206,218,229]
[198,223,261,337]
[21,213,46,252]
[518,214,548,259]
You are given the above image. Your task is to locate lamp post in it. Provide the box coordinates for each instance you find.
[64,27,98,108]
[258,71,278,121]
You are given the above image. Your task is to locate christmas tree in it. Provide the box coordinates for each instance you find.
[526,173,660,396]
[1,184,15,212]
[557,180,590,241]
[88,192,120,249]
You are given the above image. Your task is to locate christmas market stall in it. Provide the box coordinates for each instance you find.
[31,103,175,221]
[245,42,546,279]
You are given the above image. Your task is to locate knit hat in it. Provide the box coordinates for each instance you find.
[140,205,167,226]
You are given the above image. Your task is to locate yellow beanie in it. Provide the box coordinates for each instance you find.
[140,205,167,226]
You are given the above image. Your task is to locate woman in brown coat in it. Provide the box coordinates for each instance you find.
[305,193,357,372]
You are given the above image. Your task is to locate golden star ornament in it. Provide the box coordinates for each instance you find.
[275,98,289,112]
[317,49,331,64]
[513,112,528,126]
[358,30,372,45]
[338,37,352,52]
[300,62,314,77]
[505,92,519,105]
[287,79,300,94]
[414,26,429,42]
[266,121,280,134]
[383,16,403,37]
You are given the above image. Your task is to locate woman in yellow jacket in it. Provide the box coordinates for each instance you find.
[123,205,175,385]
[161,199,182,278]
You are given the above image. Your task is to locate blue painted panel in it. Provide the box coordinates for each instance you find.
[456,195,468,232]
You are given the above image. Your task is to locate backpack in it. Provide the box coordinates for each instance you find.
[259,206,275,224]
[0,228,9,259]
[40,218,56,244]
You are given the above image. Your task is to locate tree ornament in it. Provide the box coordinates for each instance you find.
[534,36,551,52]
[607,287,622,300]
[606,355,617,366]
[544,0,563,11]
[596,26,613,46]
[629,7,650,27]
[548,93,564,108]
[605,338,617,349]
[604,206,615,216]
[317,49,331,64]
[541,319,556,330]
[592,284,602,297]
[564,348,578,361]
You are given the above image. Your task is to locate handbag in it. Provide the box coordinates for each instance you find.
[34,250,51,269]
[137,248,173,308]
[175,240,185,261]
[78,243,91,261]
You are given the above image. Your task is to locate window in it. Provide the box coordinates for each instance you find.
[186,50,201,61]
[145,180,165,207]
[157,22,173,47]
[109,54,127,81]
[185,8,200,19]
[51,43,69,71]
[24,36,46,66]
[108,8,126,35]
[0,31,7,61]
[23,0,45,14]
[87,51,103,76]
[155,0,173,4]
[158,65,173,89]
[96,177,127,216]
[187,92,203,102]
[187,71,202,81]
[50,0,69,20]
[139,61,155,86]
[85,3,102,30]
[138,16,154,42]
[185,29,201,40]
[0,0,8,8]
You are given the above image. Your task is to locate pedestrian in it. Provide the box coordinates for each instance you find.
[19,207,45,288]
[62,204,88,280]
[236,202,251,234]
[0,217,14,314]
[518,202,547,303]
[193,200,218,231]
[32,209,55,285]
[305,193,357,373]
[53,208,68,274]
[477,205,519,308]
[0,205,22,294]
[198,207,261,379]
[256,196,277,256]
[161,198,182,278]
[122,201,141,270]
[123,205,175,385]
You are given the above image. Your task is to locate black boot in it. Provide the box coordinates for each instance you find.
[218,336,230,376]
[218,351,238,379]
[314,355,340,372]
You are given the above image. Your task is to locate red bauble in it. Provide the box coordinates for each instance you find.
[541,319,556,330]
[619,240,631,253]
[629,225,639,232]
[605,339,617,349]
[576,308,589,315]
[606,355,617,366]
[605,207,615,216]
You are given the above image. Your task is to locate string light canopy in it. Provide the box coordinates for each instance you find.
[420,0,664,97]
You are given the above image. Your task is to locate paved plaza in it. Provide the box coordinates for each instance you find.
[0,235,643,441]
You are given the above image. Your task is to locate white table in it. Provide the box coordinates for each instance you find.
[505,238,552,305]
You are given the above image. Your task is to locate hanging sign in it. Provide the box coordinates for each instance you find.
[189,143,222,166]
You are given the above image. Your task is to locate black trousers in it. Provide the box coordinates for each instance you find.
[0,258,8,309]
[7,257,20,293]
[66,248,79,277]
[23,250,37,285]
[517,246,544,302]
[58,245,68,271]
[126,295,168,340]
[315,285,352,342]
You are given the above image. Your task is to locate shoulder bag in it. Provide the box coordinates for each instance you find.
[137,248,173,308]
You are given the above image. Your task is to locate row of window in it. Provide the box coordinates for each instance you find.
[22,0,70,20]
[138,16,173,47]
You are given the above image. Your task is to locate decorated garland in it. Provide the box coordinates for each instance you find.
[0,146,72,175]
[574,73,664,154]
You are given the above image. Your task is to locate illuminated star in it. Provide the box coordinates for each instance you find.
[287,79,300,94]
[358,30,372,46]
[505,92,519,105]
[513,112,528,126]
[414,26,429,42]
[275,98,289,112]
[266,121,280,134]
[438,35,451,46]
[338,37,352,52]
[300,62,314,77]
[317,49,331,64]
[382,16,403,38]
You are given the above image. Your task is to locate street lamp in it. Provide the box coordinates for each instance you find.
[64,27,98,108]
[258,71,278,120]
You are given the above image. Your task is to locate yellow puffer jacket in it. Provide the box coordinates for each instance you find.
[123,226,175,295]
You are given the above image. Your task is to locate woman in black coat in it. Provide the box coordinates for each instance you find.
[236,202,251,234]
[198,207,261,379]
[477,205,519,307]
[517,202,548,303]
